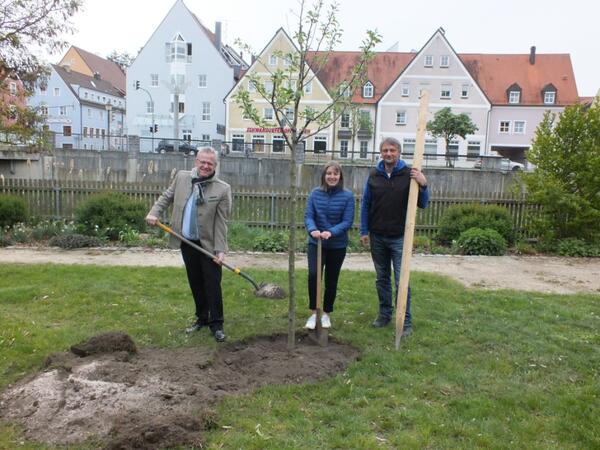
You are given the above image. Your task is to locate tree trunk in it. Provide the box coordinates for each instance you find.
[286,144,299,350]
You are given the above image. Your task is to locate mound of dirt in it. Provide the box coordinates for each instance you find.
[0,332,359,449]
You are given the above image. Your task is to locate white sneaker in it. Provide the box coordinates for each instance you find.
[321,313,331,328]
[305,313,316,329]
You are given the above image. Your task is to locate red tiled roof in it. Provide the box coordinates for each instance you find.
[307,51,415,103]
[72,46,126,93]
[460,53,579,105]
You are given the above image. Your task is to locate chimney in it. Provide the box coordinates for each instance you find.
[93,72,101,80]
[215,21,222,49]
[529,46,536,65]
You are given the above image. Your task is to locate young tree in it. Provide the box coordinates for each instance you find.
[523,102,600,244]
[235,0,380,348]
[107,51,135,70]
[347,104,374,160]
[426,107,477,167]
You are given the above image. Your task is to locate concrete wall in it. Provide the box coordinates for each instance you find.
[0,148,522,195]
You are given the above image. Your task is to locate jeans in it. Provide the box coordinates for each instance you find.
[307,244,346,313]
[370,232,412,328]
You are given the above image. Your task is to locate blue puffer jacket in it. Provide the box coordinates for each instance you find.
[304,186,355,249]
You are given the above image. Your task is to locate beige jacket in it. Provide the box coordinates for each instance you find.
[149,170,232,253]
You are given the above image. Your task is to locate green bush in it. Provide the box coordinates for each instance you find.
[413,235,432,253]
[228,222,261,251]
[253,230,289,252]
[75,193,147,241]
[556,238,600,257]
[436,204,514,246]
[30,220,76,241]
[0,195,28,227]
[118,225,142,247]
[48,234,104,249]
[453,227,507,256]
[10,223,31,243]
[0,229,14,247]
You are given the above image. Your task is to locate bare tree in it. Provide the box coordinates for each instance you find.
[235,0,380,348]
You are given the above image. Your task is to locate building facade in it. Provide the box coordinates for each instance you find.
[126,0,247,153]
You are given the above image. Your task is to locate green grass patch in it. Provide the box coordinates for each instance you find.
[1,263,599,449]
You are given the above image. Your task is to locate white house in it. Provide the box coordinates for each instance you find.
[126,0,247,153]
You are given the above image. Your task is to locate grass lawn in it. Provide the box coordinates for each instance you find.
[0,263,599,450]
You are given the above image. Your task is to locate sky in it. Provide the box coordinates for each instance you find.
[49,0,599,96]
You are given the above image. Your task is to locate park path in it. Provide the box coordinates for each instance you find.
[1,247,599,295]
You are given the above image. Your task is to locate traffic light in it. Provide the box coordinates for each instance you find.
[135,80,140,90]
[153,124,158,133]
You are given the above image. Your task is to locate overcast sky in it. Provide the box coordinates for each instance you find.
[53,0,599,96]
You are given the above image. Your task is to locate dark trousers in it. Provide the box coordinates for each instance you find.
[307,244,347,313]
[180,241,224,331]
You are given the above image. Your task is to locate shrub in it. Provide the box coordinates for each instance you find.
[10,223,31,243]
[30,220,76,241]
[514,240,538,255]
[0,195,28,227]
[453,227,507,256]
[228,222,261,251]
[118,225,142,247]
[48,234,103,249]
[413,235,432,253]
[253,230,289,252]
[0,229,14,247]
[75,193,147,240]
[436,204,514,246]
[556,238,600,257]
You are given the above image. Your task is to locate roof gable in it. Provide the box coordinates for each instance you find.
[70,46,126,93]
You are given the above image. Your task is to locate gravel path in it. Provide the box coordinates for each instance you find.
[2,247,599,295]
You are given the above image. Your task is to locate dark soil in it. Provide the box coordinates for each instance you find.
[0,332,359,449]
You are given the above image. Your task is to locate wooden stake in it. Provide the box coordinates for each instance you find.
[395,90,430,350]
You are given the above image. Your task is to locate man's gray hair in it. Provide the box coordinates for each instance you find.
[379,137,402,152]
[197,146,219,164]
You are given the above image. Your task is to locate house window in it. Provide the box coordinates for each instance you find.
[252,134,265,153]
[425,139,438,159]
[166,35,187,62]
[359,141,369,158]
[447,140,459,159]
[403,138,416,154]
[84,92,88,99]
[186,43,192,62]
[304,81,312,95]
[53,87,60,96]
[150,74,158,87]
[40,105,48,116]
[339,81,350,97]
[401,83,410,97]
[83,127,88,137]
[101,129,106,138]
[198,74,207,88]
[499,121,510,133]
[90,127,94,137]
[467,141,481,160]
[181,129,191,141]
[96,129,100,138]
[264,107,274,120]
[285,108,294,122]
[202,134,210,142]
[62,143,73,149]
[514,120,526,134]
[340,140,348,158]
[232,133,245,152]
[9,82,17,95]
[544,91,556,104]
[146,101,154,114]
[201,102,211,121]
[395,111,407,125]
[272,135,285,153]
[87,108,92,118]
[440,84,452,99]
[461,84,469,98]
[40,86,47,96]
[59,106,67,116]
[440,55,450,67]
[264,80,273,94]
[63,126,72,136]
[509,91,520,104]
[363,82,374,98]
[314,136,327,154]
[424,55,433,67]
[248,80,256,92]
[340,112,350,128]
[283,55,292,66]
[269,55,277,66]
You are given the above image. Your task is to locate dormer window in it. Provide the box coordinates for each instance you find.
[363,81,374,98]
[166,33,191,63]
[506,83,522,104]
[542,83,557,105]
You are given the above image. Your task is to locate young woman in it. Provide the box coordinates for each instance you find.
[304,161,355,329]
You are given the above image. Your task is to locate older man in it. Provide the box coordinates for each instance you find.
[146,147,232,342]
[360,137,429,336]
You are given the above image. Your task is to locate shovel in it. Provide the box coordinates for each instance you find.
[308,237,328,346]
[156,221,286,299]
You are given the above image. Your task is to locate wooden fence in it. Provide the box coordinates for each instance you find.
[0,179,541,238]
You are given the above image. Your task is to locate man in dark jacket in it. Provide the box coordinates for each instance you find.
[360,137,429,336]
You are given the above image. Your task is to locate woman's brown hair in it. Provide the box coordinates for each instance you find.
[320,161,344,190]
